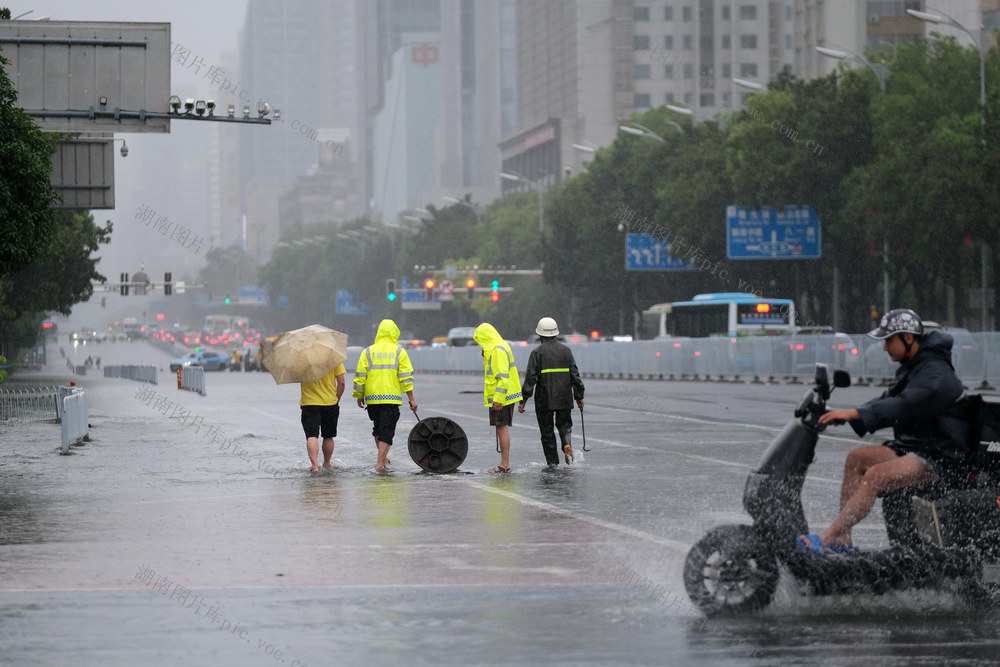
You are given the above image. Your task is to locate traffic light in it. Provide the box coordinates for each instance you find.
[225,295,231,304]
[491,279,499,302]
[386,278,396,301]
[164,272,172,296]
[425,278,435,300]
[120,272,129,296]
[466,278,476,300]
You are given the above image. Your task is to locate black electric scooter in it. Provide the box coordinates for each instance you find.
[683,364,1000,617]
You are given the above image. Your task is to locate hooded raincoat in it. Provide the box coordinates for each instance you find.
[850,330,970,470]
[473,323,523,407]
[352,319,414,405]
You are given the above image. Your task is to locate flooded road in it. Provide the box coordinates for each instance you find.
[1,340,998,665]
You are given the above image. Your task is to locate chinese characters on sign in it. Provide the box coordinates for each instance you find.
[726,205,821,259]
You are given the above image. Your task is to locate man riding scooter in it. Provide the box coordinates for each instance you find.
[798,308,971,554]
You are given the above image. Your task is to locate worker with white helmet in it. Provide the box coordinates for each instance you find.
[519,317,586,465]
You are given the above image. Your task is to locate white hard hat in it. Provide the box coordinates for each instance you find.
[535,317,559,337]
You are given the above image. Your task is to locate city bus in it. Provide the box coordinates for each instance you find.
[204,314,252,333]
[641,293,796,339]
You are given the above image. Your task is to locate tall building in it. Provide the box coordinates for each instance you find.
[235,0,362,262]
[796,1,999,92]
[357,0,514,222]
[356,0,441,220]
[631,1,796,114]
[503,1,797,196]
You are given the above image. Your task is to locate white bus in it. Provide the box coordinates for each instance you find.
[641,293,796,339]
[204,314,251,333]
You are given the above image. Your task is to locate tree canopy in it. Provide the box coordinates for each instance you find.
[245,34,1000,339]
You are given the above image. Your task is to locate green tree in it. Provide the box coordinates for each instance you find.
[725,67,879,329]
[545,107,691,336]
[0,49,59,283]
[841,37,989,325]
[0,210,112,356]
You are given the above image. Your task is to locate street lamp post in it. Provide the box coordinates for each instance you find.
[666,103,727,130]
[499,171,544,233]
[817,44,892,317]
[907,8,985,147]
[443,196,482,223]
[815,45,889,93]
[617,120,683,142]
[908,7,990,329]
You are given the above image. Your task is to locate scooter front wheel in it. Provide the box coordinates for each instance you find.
[683,524,779,617]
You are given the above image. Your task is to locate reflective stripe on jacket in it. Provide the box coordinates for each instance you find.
[473,323,523,406]
[520,338,585,410]
[352,319,414,404]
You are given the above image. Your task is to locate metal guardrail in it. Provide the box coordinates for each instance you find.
[179,366,207,396]
[0,385,59,422]
[60,386,88,453]
[406,333,1000,387]
[104,364,158,384]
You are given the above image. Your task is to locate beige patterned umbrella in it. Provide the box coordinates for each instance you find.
[263,324,348,384]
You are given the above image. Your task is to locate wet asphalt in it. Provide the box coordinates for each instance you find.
[1,339,999,666]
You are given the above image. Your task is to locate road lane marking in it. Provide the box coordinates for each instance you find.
[429,407,842,485]
[443,475,692,553]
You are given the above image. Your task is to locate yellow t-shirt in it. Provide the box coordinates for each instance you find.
[300,363,347,406]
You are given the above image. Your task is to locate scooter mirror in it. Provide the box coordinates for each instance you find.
[833,369,851,388]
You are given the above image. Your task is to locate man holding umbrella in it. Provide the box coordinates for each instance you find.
[261,324,350,473]
[300,363,347,472]
[518,317,585,465]
[353,319,418,470]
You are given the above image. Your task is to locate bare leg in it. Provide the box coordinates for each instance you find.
[497,424,510,470]
[322,437,334,468]
[833,445,899,544]
[306,437,320,472]
[818,452,935,548]
[375,440,391,470]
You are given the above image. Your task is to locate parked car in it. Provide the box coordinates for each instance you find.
[775,327,861,378]
[922,321,984,378]
[447,327,477,347]
[169,351,229,372]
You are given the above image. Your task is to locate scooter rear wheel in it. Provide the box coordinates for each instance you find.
[683,524,779,617]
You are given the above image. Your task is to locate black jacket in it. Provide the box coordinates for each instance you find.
[851,330,970,466]
[520,338,585,411]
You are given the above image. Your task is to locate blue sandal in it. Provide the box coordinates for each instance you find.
[795,534,824,555]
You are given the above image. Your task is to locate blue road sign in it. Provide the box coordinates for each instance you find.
[625,234,696,271]
[336,289,370,315]
[726,205,821,259]
[239,285,269,305]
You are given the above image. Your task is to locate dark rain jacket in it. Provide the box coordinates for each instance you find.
[850,330,970,467]
[520,338,585,411]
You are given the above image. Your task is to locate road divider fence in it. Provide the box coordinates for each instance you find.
[178,366,207,396]
[60,385,89,453]
[0,385,60,422]
[104,364,158,384]
[407,333,1000,388]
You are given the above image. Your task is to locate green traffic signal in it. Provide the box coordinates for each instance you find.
[491,280,499,290]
